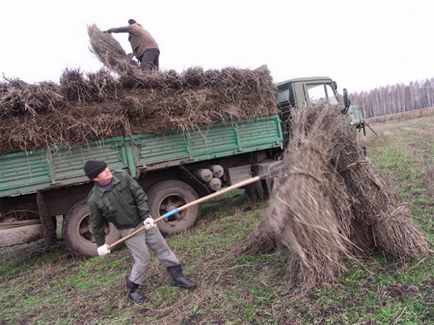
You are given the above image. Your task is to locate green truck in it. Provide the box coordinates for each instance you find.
[0,76,361,256]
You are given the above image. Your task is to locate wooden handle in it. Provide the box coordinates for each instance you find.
[153,176,261,223]
[108,176,261,251]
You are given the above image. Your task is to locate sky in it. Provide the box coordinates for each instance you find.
[1,0,433,93]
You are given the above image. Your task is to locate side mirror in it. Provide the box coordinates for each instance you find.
[342,88,351,113]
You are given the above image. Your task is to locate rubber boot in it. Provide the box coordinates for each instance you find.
[167,265,196,289]
[126,278,148,303]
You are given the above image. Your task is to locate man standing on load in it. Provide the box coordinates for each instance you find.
[83,160,195,303]
[105,19,160,71]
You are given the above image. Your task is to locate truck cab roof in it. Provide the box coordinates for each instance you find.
[276,77,333,88]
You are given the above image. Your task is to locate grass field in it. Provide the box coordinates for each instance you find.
[1,115,433,325]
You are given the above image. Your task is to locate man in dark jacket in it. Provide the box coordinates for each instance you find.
[84,160,195,303]
[105,19,160,71]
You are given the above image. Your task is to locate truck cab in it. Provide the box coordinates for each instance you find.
[276,77,364,142]
[277,76,341,109]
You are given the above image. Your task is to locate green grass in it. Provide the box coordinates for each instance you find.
[366,116,434,240]
[1,115,433,324]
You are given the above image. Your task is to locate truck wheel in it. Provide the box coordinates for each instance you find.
[0,223,42,247]
[147,180,199,236]
[63,199,120,257]
[1,209,40,221]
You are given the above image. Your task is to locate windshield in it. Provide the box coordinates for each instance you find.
[305,83,338,105]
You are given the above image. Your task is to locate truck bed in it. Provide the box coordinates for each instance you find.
[0,115,283,198]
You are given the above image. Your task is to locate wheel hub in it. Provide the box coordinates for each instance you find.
[160,195,186,223]
[78,215,109,242]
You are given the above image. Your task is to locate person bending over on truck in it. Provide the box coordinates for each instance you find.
[105,19,159,71]
[83,160,195,303]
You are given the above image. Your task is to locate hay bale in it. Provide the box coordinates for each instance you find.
[234,217,277,256]
[269,106,354,289]
[87,24,144,82]
[337,145,431,261]
[373,206,430,260]
[238,105,354,289]
[236,103,430,290]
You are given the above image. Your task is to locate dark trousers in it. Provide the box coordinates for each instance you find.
[139,48,160,71]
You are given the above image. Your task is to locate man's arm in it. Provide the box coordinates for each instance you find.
[106,25,132,33]
[127,175,150,220]
[89,200,107,247]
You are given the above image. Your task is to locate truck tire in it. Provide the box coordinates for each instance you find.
[0,224,42,247]
[63,199,120,257]
[147,180,199,236]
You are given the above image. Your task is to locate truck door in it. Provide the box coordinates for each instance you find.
[277,83,296,146]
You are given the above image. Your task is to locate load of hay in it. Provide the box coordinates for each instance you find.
[0,25,277,154]
[236,104,431,291]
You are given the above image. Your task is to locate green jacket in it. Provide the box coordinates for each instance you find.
[88,170,150,247]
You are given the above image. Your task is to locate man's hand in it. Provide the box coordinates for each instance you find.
[143,217,156,230]
[97,244,111,256]
[103,29,112,34]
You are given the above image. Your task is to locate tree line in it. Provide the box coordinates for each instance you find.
[350,78,434,118]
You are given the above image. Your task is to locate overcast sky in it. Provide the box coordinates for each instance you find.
[1,0,433,93]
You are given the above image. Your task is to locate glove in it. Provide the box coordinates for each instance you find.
[103,29,112,33]
[97,244,111,256]
[143,217,156,230]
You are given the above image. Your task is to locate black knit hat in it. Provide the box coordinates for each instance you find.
[83,160,107,179]
[128,19,136,25]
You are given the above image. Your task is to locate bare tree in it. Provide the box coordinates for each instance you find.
[350,77,434,117]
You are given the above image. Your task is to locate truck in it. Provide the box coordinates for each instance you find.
[0,76,360,256]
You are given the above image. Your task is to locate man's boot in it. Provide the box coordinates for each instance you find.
[126,278,148,303]
[167,265,196,289]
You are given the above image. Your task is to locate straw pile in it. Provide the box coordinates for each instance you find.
[237,104,430,290]
[338,148,431,260]
[0,25,277,154]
